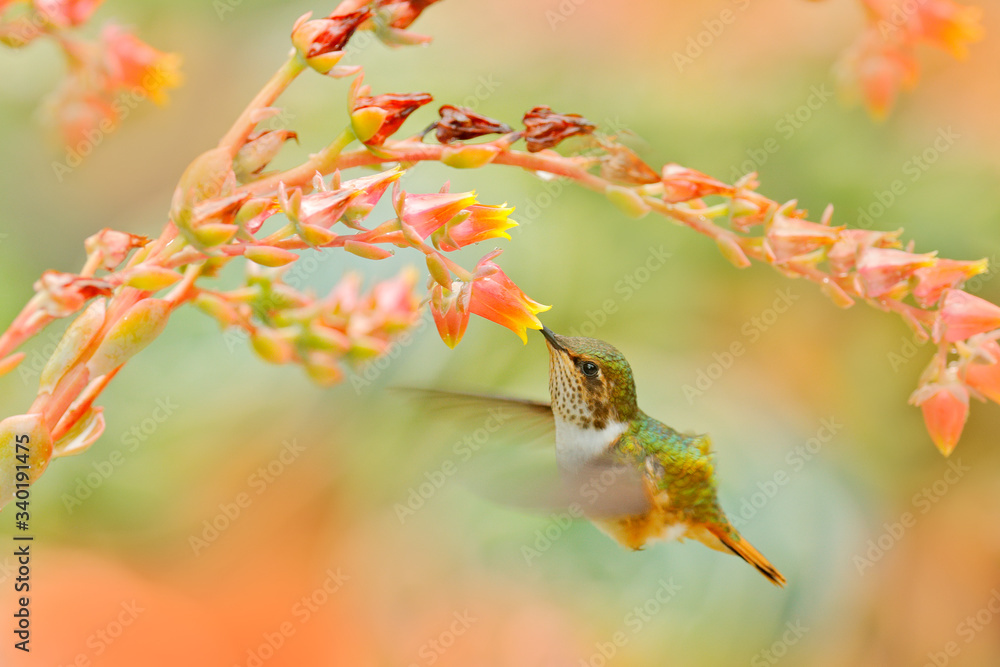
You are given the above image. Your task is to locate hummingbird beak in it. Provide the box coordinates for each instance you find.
[539,327,566,353]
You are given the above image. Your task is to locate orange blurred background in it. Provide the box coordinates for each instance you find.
[1,0,1000,665]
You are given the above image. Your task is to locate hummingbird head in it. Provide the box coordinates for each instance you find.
[540,327,638,430]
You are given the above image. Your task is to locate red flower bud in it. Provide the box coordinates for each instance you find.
[522,106,596,153]
[435,105,512,143]
[352,92,433,146]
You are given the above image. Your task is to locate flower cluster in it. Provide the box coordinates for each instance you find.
[835,0,983,118]
[0,0,992,506]
[0,0,181,148]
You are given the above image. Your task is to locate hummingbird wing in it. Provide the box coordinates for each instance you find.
[397,388,649,516]
[395,387,555,440]
[461,448,652,517]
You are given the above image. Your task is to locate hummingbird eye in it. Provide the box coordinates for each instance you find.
[580,360,600,377]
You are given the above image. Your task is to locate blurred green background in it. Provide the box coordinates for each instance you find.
[2,0,1000,665]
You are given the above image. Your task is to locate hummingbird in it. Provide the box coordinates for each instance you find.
[414,327,786,587]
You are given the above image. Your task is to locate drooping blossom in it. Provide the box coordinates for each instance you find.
[468,250,550,343]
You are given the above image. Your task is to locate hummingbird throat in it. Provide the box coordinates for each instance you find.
[549,356,627,469]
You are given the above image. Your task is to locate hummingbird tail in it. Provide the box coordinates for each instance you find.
[705,525,787,588]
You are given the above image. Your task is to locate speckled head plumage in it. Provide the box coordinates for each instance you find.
[540,328,638,429]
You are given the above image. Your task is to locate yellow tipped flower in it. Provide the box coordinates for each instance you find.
[100,24,182,105]
[469,250,550,343]
[434,204,517,252]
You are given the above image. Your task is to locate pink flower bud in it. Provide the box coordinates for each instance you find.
[912,258,988,308]
[937,289,1000,343]
[910,369,969,456]
[84,228,149,271]
[965,339,1000,405]
[856,247,936,299]
[660,163,733,203]
[765,205,842,263]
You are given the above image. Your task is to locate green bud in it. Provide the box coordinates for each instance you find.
[125,266,183,292]
[0,414,53,508]
[605,185,650,219]
[441,144,500,169]
[87,299,172,376]
[244,245,300,267]
[40,299,107,394]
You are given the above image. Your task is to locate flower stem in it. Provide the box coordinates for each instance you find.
[218,52,307,157]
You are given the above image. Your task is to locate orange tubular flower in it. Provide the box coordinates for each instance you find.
[434,204,516,252]
[99,24,182,105]
[468,250,550,343]
[430,280,471,349]
[910,368,969,456]
[911,0,984,58]
[397,189,476,238]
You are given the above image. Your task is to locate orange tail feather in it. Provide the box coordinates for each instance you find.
[707,524,787,587]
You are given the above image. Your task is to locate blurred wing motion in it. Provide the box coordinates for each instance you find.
[397,388,650,516]
[464,448,651,518]
[396,387,555,440]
